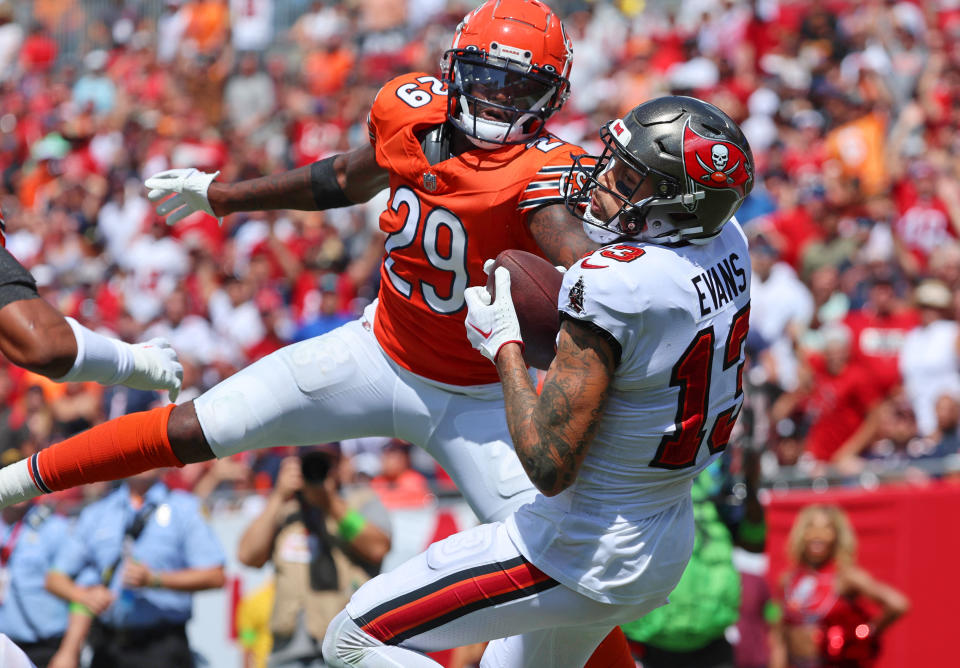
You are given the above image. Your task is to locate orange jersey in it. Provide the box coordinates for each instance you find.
[368,72,585,386]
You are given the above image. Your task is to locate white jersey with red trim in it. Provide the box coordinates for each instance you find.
[507,219,752,604]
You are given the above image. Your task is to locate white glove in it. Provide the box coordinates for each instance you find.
[145,168,221,225]
[126,338,184,402]
[464,266,523,363]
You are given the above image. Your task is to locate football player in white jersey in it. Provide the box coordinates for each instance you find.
[321,95,754,668]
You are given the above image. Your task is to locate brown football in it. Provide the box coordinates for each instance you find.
[486,249,564,370]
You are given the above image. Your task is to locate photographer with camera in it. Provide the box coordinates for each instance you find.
[237,447,391,667]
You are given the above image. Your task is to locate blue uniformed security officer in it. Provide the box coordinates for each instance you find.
[46,470,225,668]
[0,500,69,666]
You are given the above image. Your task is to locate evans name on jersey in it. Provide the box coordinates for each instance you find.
[691,251,747,317]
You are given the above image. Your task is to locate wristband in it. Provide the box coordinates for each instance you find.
[150,572,163,588]
[69,602,93,616]
[338,509,366,542]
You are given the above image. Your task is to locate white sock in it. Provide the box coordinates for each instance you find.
[0,459,41,507]
[57,317,134,386]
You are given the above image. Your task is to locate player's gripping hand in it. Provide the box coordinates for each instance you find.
[464,266,523,363]
[127,338,184,402]
[145,168,221,225]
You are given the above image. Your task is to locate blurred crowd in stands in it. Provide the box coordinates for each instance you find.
[0,0,959,513]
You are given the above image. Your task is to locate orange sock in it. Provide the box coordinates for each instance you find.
[30,404,183,493]
[584,627,634,668]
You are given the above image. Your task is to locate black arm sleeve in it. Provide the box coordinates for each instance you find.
[310,156,354,210]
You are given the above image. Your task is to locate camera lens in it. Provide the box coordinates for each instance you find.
[301,451,333,483]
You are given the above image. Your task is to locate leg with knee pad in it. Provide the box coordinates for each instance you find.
[322,610,440,668]
[421,394,537,523]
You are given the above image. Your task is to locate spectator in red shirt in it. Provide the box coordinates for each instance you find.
[782,110,827,180]
[19,22,57,74]
[762,179,825,272]
[773,325,875,463]
[369,440,431,510]
[245,288,289,362]
[892,161,960,270]
[843,273,919,401]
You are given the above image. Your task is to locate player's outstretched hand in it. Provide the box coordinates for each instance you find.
[464,266,523,363]
[127,338,184,402]
[145,168,221,225]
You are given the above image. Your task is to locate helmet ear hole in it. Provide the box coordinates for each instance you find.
[657,180,678,198]
[621,213,643,236]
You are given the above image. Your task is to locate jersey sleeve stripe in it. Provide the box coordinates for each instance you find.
[524,180,563,192]
[517,195,566,210]
[536,166,574,175]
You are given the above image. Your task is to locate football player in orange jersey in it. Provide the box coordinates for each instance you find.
[0,0,599,519]
[0,209,182,399]
[0,3,635,663]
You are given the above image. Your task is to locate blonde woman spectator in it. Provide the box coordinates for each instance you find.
[771,505,909,668]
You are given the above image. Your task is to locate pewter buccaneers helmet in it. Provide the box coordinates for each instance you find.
[567,96,754,243]
[442,0,573,147]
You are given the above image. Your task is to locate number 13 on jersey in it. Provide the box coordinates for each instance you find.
[650,303,750,469]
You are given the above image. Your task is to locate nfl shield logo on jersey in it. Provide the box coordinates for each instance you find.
[567,277,585,314]
[422,172,438,191]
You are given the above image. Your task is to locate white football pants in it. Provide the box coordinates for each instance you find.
[194,303,537,522]
[321,522,664,668]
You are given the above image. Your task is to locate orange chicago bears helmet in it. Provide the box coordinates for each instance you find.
[442,0,573,147]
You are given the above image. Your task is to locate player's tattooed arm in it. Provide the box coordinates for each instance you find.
[527,203,600,269]
[496,319,615,496]
[207,144,388,215]
[338,143,390,203]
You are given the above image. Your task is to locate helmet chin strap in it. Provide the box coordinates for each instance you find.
[627,190,708,243]
[456,95,509,146]
[582,207,622,243]
[581,188,712,245]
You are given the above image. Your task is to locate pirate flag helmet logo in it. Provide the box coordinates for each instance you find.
[683,120,752,199]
